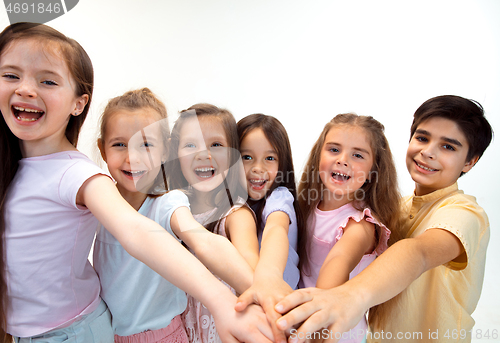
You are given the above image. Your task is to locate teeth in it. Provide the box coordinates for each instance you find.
[14,106,43,113]
[416,162,437,171]
[332,172,349,178]
[195,167,215,172]
[16,116,38,122]
[250,179,266,184]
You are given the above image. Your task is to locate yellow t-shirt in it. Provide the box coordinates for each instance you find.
[368,183,489,343]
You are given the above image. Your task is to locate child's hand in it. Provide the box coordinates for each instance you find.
[275,286,365,343]
[235,276,293,343]
[211,293,274,343]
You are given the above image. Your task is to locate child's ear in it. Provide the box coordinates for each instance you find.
[462,156,479,174]
[97,138,107,162]
[73,94,89,116]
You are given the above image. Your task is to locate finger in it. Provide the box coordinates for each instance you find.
[262,302,287,343]
[320,323,344,343]
[235,290,256,312]
[289,312,336,343]
[276,300,319,331]
[219,332,240,343]
[275,289,313,314]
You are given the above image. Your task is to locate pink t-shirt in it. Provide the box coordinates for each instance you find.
[300,202,390,343]
[5,151,109,337]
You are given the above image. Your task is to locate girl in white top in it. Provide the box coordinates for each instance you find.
[168,104,260,343]
[0,23,272,343]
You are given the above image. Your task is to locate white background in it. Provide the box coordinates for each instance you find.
[1,0,499,340]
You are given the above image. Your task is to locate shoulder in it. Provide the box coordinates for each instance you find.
[262,187,295,220]
[267,186,294,203]
[151,190,191,221]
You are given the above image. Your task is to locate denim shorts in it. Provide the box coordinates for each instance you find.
[13,300,113,343]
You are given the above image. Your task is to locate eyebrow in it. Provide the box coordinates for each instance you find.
[415,129,463,147]
[324,142,371,155]
[240,148,277,154]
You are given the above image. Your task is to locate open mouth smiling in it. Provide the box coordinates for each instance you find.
[195,167,215,178]
[331,171,350,181]
[122,170,146,178]
[13,105,45,122]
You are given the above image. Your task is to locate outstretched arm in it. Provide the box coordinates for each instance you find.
[276,228,464,343]
[170,206,254,294]
[316,219,375,289]
[236,211,293,343]
[79,175,273,343]
[225,206,260,270]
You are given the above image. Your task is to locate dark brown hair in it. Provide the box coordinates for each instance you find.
[410,95,493,176]
[237,113,307,271]
[0,23,93,339]
[298,113,401,274]
[98,87,170,196]
[168,103,246,233]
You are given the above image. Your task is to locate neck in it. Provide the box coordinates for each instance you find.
[189,188,214,214]
[116,185,148,211]
[20,136,76,158]
[318,190,353,211]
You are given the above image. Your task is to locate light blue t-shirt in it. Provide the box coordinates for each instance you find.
[258,186,300,289]
[93,190,189,336]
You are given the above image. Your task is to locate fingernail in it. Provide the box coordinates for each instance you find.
[289,338,298,343]
[276,319,286,329]
[275,304,283,312]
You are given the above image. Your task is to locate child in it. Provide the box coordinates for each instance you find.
[0,23,272,343]
[168,103,260,343]
[275,96,492,343]
[234,114,306,343]
[93,89,256,342]
[288,113,399,343]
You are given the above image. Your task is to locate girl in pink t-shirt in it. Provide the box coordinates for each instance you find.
[296,113,400,343]
[0,23,271,343]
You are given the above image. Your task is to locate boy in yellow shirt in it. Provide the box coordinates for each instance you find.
[275,95,493,343]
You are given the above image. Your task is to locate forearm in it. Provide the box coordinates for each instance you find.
[342,238,427,309]
[255,224,289,280]
[193,233,254,294]
[316,257,350,289]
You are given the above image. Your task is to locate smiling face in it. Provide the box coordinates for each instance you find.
[318,125,374,210]
[406,117,475,196]
[177,116,230,194]
[240,128,279,200]
[0,38,88,156]
[99,109,166,199]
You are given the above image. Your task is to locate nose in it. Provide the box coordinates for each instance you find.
[196,147,212,160]
[126,148,142,165]
[421,144,437,159]
[336,152,348,167]
[251,160,264,174]
[15,79,37,98]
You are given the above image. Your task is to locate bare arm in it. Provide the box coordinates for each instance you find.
[316,219,375,289]
[79,175,273,343]
[225,206,260,270]
[170,206,254,294]
[236,211,293,343]
[276,228,464,343]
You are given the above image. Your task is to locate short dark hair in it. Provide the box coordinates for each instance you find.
[410,95,493,163]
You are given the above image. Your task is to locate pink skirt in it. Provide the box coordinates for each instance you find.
[114,315,188,343]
